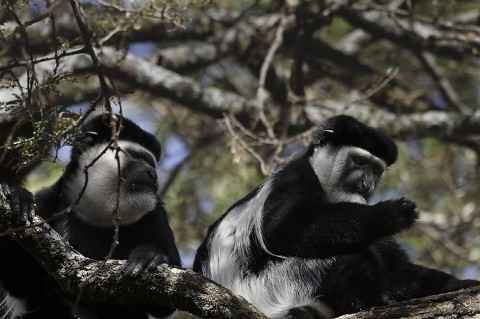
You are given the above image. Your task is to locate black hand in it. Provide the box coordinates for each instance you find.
[374,197,419,233]
[1,184,36,226]
[124,245,170,277]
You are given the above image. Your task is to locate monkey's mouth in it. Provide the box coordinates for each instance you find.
[345,184,373,201]
[125,176,158,193]
[359,188,373,199]
[130,182,157,193]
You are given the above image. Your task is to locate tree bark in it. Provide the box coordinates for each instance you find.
[0,185,268,319]
[1,185,479,319]
[336,285,480,319]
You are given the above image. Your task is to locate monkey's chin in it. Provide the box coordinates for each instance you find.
[357,196,368,204]
[327,191,367,204]
[116,193,157,225]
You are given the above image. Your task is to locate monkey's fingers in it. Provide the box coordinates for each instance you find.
[28,203,36,221]
[124,261,143,277]
[147,253,170,272]
[15,187,36,224]
[10,188,22,224]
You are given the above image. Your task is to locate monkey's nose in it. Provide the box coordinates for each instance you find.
[359,178,373,198]
[127,164,158,193]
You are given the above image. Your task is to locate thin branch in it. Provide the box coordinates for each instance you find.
[8,7,37,110]
[256,12,288,140]
[0,48,86,73]
[21,0,66,28]
[226,113,315,146]
[47,0,61,76]
[349,66,399,104]
[69,0,112,112]
[0,119,24,165]
[223,114,270,175]
[338,3,480,60]
[415,51,469,114]
[159,133,221,198]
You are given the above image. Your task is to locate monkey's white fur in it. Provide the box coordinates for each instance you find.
[205,179,335,318]
[1,294,26,319]
[309,145,386,204]
[204,145,387,318]
[63,141,158,227]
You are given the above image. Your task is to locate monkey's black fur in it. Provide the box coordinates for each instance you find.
[308,115,397,165]
[194,115,479,318]
[0,114,181,319]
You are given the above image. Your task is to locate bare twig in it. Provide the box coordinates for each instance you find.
[223,115,270,175]
[0,48,86,73]
[159,133,221,198]
[222,112,317,175]
[9,8,37,110]
[0,119,24,165]
[226,113,315,146]
[21,0,66,28]
[349,66,399,104]
[256,12,288,140]
[69,0,112,112]
[47,0,61,76]
[416,51,469,114]
[415,223,468,260]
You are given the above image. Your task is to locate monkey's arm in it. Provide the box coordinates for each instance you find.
[0,185,45,298]
[122,206,181,276]
[121,207,181,317]
[33,180,64,220]
[261,195,418,258]
[388,254,480,300]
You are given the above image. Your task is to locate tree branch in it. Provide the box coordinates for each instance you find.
[1,185,479,319]
[336,285,480,319]
[3,46,480,141]
[338,4,480,60]
[0,186,268,319]
[69,0,112,111]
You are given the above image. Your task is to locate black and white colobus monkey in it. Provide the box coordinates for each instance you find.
[0,114,181,319]
[193,115,479,319]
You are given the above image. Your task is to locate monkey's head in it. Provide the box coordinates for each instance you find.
[307,115,398,204]
[63,114,162,226]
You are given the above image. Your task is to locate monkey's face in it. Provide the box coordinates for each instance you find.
[63,140,159,227]
[341,150,385,200]
[309,145,386,204]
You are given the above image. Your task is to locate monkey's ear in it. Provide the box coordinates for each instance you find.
[319,129,334,144]
[308,129,334,153]
[327,116,362,145]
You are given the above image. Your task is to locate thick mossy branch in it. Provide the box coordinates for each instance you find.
[337,285,480,319]
[0,188,267,319]
[0,187,479,319]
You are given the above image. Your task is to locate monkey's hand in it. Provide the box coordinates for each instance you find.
[374,197,419,233]
[442,279,480,293]
[124,245,170,277]
[0,184,36,227]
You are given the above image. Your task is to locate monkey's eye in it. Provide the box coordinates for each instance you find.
[126,150,156,168]
[351,155,366,166]
[373,166,383,175]
[82,131,98,145]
